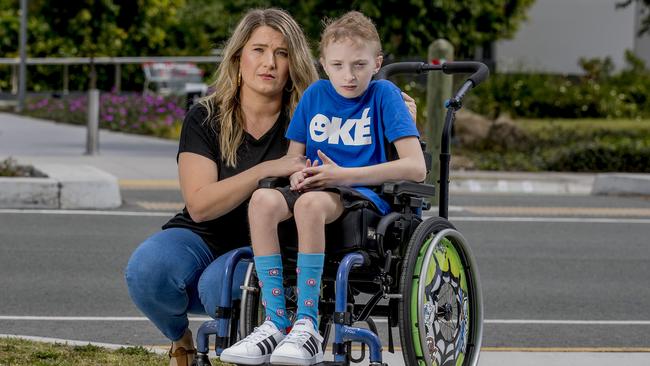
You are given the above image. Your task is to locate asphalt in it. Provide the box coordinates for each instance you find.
[1,112,650,365]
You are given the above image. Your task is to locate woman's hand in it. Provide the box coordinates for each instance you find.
[261,154,306,178]
[296,150,346,190]
[402,92,417,123]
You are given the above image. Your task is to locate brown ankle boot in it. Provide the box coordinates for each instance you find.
[169,329,196,366]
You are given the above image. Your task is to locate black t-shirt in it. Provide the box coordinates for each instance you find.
[162,104,290,256]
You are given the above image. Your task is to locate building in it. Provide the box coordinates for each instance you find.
[495,0,648,74]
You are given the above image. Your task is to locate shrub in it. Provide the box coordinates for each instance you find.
[466,51,650,119]
[458,119,650,172]
[22,92,186,139]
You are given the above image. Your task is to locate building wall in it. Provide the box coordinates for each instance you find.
[495,0,641,74]
[635,3,650,64]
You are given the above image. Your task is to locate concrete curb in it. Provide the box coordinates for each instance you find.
[449,171,595,195]
[0,164,121,209]
[592,173,650,196]
[0,177,59,208]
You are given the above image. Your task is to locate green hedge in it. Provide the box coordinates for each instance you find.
[466,51,650,119]
[459,119,650,172]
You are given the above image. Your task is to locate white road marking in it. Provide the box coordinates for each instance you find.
[448,216,650,224]
[2,316,650,326]
[0,316,211,321]
[485,319,650,325]
[2,209,650,224]
[0,209,173,217]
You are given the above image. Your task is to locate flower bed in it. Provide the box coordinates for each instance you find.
[23,92,186,139]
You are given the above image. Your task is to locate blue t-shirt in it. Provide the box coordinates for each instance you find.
[286,79,419,214]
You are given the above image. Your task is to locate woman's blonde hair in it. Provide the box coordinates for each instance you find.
[201,8,318,168]
[320,11,382,57]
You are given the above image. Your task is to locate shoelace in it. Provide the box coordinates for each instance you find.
[242,324,274,343]
[282,327,312,345]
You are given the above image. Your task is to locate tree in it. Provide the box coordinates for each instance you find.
[0,0,536,91]
[217,0,535,59]
[617,0,650,36]
[0,0,190,90]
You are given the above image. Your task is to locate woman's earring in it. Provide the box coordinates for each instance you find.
[284,81,294,93]
[237,71,241,87]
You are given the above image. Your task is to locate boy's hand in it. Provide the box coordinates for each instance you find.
[297,150,344,190]
[290,158,319,191]
[289,171,305,190]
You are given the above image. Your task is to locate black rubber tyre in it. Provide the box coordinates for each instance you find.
[398,217,483,366]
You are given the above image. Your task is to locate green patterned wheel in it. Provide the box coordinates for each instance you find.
[398,217,483,366]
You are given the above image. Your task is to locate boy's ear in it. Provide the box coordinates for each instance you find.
[374,55,383,74]
[319,57,330,77]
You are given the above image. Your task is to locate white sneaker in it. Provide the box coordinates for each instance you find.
[220,320,285,365]
[270,319,324,365]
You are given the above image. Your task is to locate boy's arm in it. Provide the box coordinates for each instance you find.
[297,136,426,189]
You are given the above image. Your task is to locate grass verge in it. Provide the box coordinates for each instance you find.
[0,338,230,366]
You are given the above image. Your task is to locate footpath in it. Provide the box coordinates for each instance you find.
[2,113,650,366]
[2,113,649,209]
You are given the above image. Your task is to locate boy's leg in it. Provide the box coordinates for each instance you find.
[248,188,293,330]
[271,192,343,365]
[293,191,343,325]
[220,189,294,365]
[294,191,344,253]
[249,188,293,256]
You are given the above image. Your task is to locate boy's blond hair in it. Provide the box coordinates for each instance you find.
[320,11,382,57]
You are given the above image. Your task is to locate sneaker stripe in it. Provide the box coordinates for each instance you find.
[303,337,316,356]
[268,335,278,348]
[261,338,272,354]
[256,341,267,355]
[308,336,320,354]
[302,341,315,356]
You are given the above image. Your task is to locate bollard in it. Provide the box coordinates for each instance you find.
[63,65,69,95]
[426,39,454,205]
[86,89,100,155]
[15,0,27,113]
[114,64,121,93]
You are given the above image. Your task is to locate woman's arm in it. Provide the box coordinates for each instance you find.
[179,152,306,223]
[286,140,306,157]
[297,136,426,190]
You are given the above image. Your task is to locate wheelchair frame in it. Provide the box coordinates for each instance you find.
[192,61,488,366]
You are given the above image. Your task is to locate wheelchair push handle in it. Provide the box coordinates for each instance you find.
[442,61,489,87]
[374,62,433,79]
[375,61,489,88]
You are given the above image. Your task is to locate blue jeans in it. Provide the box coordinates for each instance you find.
[125,228,249,341]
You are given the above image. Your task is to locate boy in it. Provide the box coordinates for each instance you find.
[221,11,425,366]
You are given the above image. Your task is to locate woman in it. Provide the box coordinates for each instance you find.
[125,8,417,366]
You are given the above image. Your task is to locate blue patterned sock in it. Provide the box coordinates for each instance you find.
[295,252,325,327]
[254,254,290,332]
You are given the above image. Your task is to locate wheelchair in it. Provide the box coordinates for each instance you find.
[192,61,488,366]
